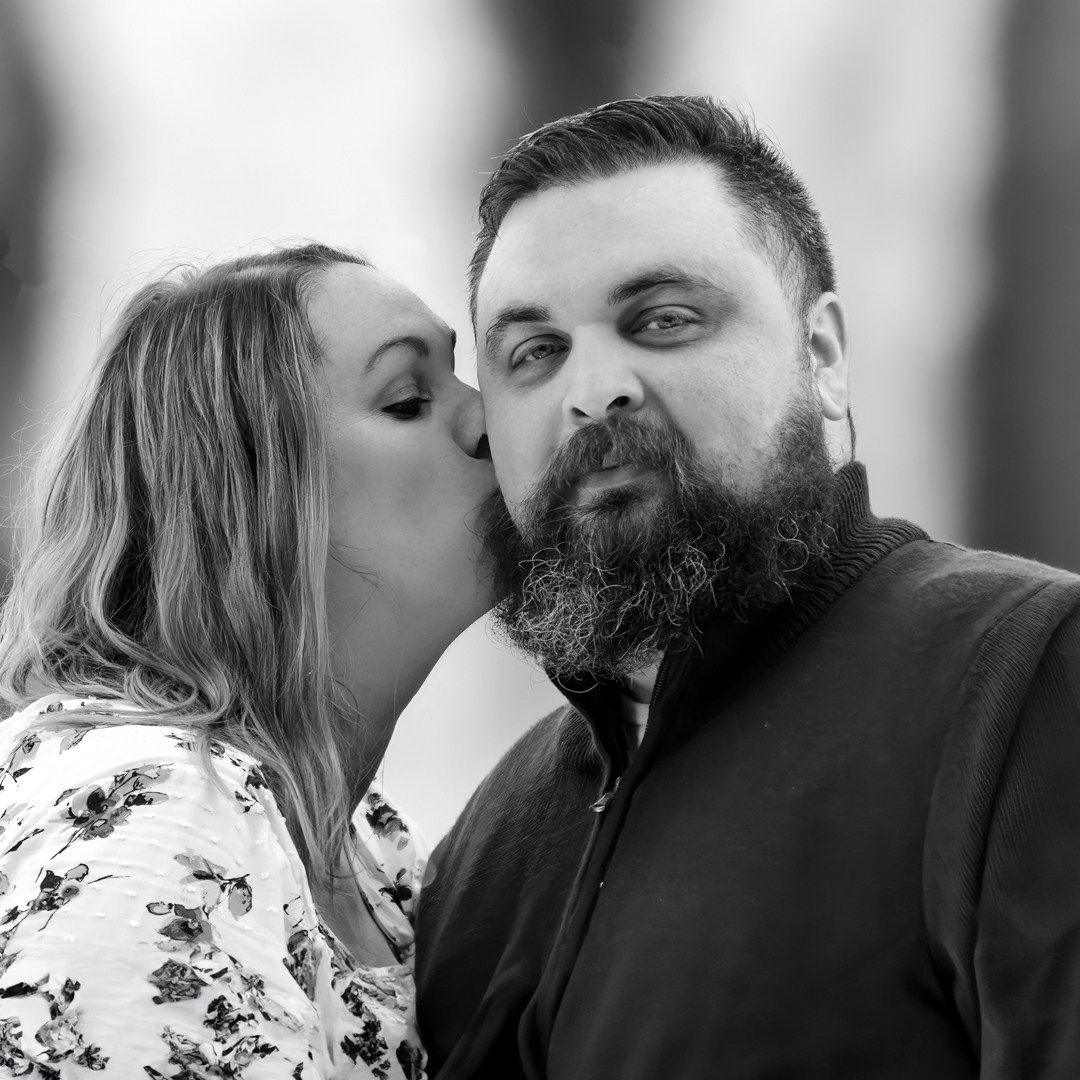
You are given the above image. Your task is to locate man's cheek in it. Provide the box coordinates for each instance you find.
[497,448,544,506]
[492,459,528,514]
[503,494,534,536]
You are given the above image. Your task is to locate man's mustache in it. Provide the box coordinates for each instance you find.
[526,412,693,514]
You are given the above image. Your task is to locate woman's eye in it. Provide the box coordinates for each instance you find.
[382,396,429,420]
[510,338,565,371]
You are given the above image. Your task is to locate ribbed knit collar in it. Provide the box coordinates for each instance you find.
[556,462,929,772]
[740,459,928,661]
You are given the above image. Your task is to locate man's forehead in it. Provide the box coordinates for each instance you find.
[483,256,729,316]
[477,163,757,308]
[481,228,759,334]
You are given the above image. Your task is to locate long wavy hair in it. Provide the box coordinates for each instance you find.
[0,242,372,889]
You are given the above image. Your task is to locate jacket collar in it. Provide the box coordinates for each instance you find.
[554,462,928,774]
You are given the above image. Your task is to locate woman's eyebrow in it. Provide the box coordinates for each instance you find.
[607,268,719,307]
[365,335,429,374]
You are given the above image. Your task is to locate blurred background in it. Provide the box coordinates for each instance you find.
[1,0,1077,842]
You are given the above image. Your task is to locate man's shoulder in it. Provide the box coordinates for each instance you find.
[428,703,599,876]
[865,532,1080,628]
[458,704,595,822]
[895,534,1079,581]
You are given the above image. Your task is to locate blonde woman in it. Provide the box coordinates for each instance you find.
[0,243,495,1078]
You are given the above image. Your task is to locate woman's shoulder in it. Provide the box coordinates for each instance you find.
[0,695,305,917]
[0,694,272,829]
[4,692,258,764]
[0,698,334,1077]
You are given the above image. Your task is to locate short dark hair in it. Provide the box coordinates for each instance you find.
[469,94,836,323]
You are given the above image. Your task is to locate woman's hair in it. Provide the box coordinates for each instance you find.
[0,241,372,888]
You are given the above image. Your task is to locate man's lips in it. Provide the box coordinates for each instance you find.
[574,462,656,498]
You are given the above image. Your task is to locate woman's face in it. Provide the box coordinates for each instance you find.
[309,263,497,671]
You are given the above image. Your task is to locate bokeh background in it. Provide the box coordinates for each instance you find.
[1,0,1077,842]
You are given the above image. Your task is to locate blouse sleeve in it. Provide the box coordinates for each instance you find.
[0,723,333,1078]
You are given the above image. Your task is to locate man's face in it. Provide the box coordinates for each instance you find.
[476,160,837,521]
[474,160,850,677]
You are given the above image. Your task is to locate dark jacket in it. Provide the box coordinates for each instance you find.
[415,464,1080,1079]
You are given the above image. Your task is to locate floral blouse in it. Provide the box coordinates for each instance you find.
[0,695,428,1079]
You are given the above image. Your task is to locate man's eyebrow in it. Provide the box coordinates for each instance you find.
[364,334,430,374]
[483,304,552,361]
[607,268,719,307]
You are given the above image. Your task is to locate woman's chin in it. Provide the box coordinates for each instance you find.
[453,581,502,636]
[414,568,500,649]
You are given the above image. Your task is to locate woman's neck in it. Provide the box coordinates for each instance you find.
[328,584,461,805]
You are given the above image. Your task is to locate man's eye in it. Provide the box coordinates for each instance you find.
[383,396,429,419]
[510,338,565,371]
[637,310,693,332]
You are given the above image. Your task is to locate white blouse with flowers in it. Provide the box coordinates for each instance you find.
[0,695,427,1079]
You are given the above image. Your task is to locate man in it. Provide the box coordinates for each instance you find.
[415,96,1080,1078]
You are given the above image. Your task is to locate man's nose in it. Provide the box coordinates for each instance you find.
[562,337,646,427]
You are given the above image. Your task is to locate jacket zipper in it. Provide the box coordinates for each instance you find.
[588,775,619,813]
[588,650,673,813]
[525,648,682,1070]
[649,651,672,707]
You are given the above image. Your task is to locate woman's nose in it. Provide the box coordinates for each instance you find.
[453,383,490,460]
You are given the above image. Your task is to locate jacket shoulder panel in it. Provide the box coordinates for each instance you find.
[922,561,1080,1043]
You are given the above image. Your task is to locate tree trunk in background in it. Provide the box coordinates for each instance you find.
[484,0,647,142]
[970,0,1080,571]
[0,3,51,591]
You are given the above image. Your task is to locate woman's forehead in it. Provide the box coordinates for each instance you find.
[311,263,448,339]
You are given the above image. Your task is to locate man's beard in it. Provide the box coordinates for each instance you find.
[481,398,840,680]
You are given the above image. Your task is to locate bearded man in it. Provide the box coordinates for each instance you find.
[414,96,1080,1079]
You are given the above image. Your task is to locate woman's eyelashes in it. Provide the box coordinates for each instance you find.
[382,390,433,420]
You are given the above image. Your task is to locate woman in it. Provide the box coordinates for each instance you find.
[0,243,495,1077]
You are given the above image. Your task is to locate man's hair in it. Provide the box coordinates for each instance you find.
[0,241,371,890]
[469,94,836,322]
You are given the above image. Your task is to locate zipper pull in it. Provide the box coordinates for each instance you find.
[589,776,621,813]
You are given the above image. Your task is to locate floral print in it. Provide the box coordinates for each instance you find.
[56,764,171,848]
[0,695,427,1078]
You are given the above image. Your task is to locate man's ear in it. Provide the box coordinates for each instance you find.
[808,292,849,421]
